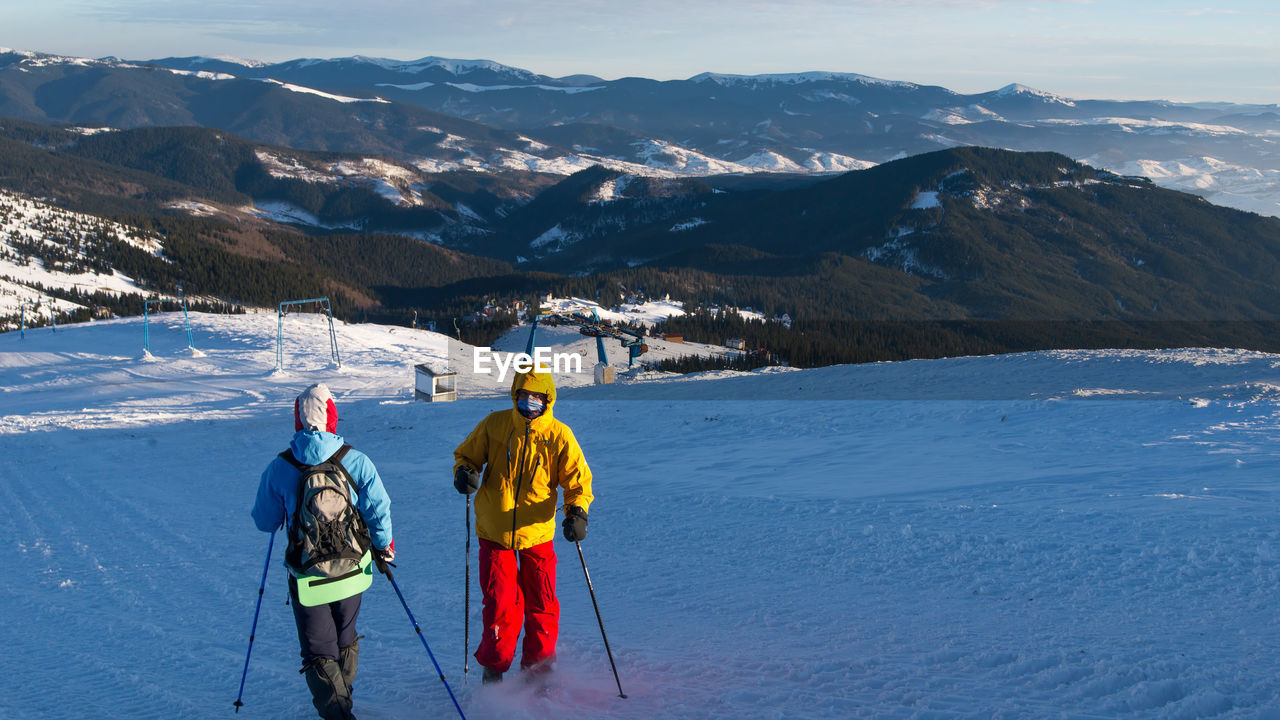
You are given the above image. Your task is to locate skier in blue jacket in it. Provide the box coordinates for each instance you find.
[252,382,394,720]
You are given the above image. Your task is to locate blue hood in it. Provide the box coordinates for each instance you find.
[290,430,346,464]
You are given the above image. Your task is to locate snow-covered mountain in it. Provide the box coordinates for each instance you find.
[8,129,1280,345]
[0,49,871,181]
[0,190,172,324]
[2,48,1275,216]
[5,311,1280,717]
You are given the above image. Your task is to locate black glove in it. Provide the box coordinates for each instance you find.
[454,465,480,494]
[562,505,588,542]
[373,542,396,577]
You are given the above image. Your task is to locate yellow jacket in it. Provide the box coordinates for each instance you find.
[453,371,594,550]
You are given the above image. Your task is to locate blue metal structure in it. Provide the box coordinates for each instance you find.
[179,292,194,349]
[276,297,341,372]
[143,296,197,354]
[143,298,158,353]
[525,307,648,369]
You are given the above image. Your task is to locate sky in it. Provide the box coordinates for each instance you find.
[2,0,1277,104]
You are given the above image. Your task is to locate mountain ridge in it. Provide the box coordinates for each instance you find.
[0,47,1275,217]
[5,118,1279,335]
[2,48,1280,363]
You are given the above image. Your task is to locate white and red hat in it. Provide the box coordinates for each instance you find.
[294,383,338,433]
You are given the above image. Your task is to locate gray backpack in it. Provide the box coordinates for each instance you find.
[281,445,372,577]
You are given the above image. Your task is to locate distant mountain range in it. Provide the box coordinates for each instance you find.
[0,48,1276,217]
[4,118,1280,331]
[4,47,1280,363]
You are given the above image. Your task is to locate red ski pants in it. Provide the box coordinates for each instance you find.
[475,538,559,672]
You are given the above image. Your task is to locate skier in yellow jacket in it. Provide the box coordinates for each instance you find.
[453,370,594,683]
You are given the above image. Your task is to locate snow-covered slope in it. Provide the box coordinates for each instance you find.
[538,295,687,327]
[4,313,1280,718]
[1088,154,1280,218]
[409,136,871,179]
[0,190,170,323]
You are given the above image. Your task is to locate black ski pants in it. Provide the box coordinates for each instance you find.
[288,575,362,662]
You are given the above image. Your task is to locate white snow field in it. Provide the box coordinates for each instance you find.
[4,311,1280,719]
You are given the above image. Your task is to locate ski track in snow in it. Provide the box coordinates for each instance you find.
[3,312,1280,718]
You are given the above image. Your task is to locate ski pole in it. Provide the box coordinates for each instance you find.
[386,573,467,720]
[233,530,276,712]
[464,494,472,681]
[576,541,627,699]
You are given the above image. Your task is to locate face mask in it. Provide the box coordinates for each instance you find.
[517,395,546,419]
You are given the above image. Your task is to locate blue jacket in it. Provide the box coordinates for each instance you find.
[252,430,393,550]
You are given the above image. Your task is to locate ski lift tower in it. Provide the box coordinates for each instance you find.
[143,295,197,355]
[276,297,341,372]
[143,298,160,354]
[525,306,649,385]
[177,286,195,350]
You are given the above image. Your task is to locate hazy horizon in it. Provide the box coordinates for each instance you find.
[2,1,1276,105]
